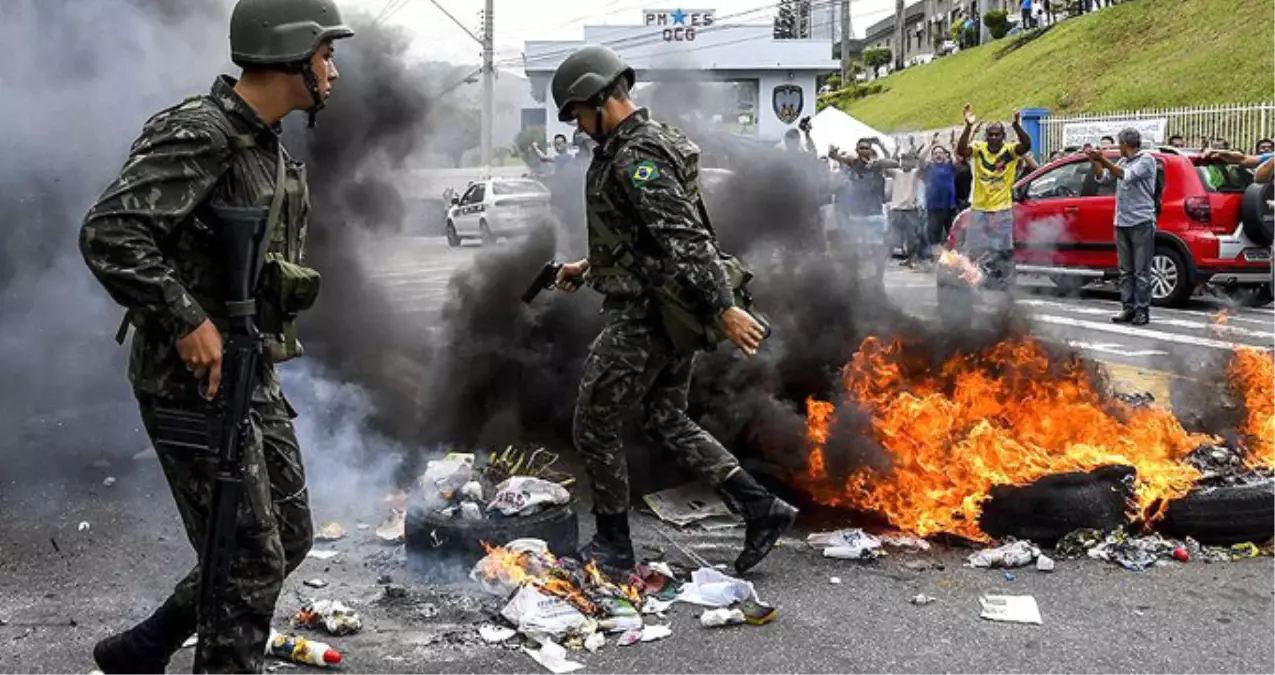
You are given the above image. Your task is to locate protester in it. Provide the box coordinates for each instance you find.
[956,104,1032,288]
[533,134,572,172]
[830,137,899,286]
[919,133,958,260]
[1020,0,1034,29]
[889,138,926,267]
[1168,134,1185,148]
[1100,136,1116,149]
[1256,138,1274,155]
[1086,128,1157,326]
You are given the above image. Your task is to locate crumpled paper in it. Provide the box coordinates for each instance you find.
[807,529,883,561]
[967,540,1040,569]
[293,600,362,636]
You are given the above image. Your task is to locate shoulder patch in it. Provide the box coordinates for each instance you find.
[630,160,660,187]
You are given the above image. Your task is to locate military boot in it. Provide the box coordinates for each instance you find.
[93,595,195,674]
[719,470,799,575]
[579,512,636,573]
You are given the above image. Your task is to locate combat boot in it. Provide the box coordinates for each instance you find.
[719,469,799,575]
[579,512,636,574]
[93,595,195,674]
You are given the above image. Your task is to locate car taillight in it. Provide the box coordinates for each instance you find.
[1183,196,1212,226]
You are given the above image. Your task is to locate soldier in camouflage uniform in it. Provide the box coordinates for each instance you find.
[78,0,352,672]
[549,46,798,575]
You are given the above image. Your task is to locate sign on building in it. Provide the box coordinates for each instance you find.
[643,8,715,41]
[1061,118,1168,148]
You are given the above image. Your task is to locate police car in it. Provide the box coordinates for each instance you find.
[444,177,551,247]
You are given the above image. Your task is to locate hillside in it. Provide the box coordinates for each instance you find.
[835,0,1274,131]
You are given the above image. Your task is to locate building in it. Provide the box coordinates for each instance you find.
[522,8,838,143]
[860,0,1019,70]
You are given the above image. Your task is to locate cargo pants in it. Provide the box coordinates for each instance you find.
[137,368,313,673]
[573,315,740,515]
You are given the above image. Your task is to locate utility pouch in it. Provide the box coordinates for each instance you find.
[150,404,220,454]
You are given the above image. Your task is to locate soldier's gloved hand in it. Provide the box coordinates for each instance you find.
[176,318,224,400]
[555,259,589,293]
[720,306,766,357]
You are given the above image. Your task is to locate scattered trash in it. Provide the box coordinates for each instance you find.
[470,539,557,597]
[302,579,328,589]
[639,624,673,642]
[375,509,406,544]
[523,639,584,674]
[643,483,738,527]
[461,502,484,520]
[1231,542,1260,559]
[1184,537,1232,564]
[1036,554,1055,572]
[1087,532,1177,571]
[1113,391,1155,408]
[641,597,674,615]
[739,598,777,625]
[267,629,341,667]
[1003,571,1016,581]
[1055,529,1105,559]
[419,453,476,499]
[501,584,589,638]
[979,595,1043,625]
[807,530,882,561]
[909,594,936,606]
[584,631,605,653]
[829,577,842,585]
[315,522,346,542]
[700,608,746,628]
[1172,547,1190,563]
[488,476,571,517]
[598,615,643,633]
[968,541,1039,569]
[1184,444,1273,487]
[293,600,362,636]
[266,662,297,672]
[306,549,339,561]
[479,624,517,644]
[77,522,90,532]
[460,481,484,502]
[676,568,758,608]
[881,534,931,552]
[418,603,439,619]
[103,477,116,488]
[617,629,643,647]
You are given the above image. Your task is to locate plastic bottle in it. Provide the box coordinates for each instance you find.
[266,630,342,667]
[699,608,746,628]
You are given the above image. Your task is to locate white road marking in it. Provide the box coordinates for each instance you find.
[1065,340,1168,357]
[1019,296,1274,328]
[1018,299,1274,340]
[1033,314,1265,352]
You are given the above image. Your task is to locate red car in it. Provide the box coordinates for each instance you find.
[948,148,1274,306]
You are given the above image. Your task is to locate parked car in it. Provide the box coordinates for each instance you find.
[445,177,551,247]
[947,148,1273,307]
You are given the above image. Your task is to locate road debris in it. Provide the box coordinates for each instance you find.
[488,476,570,517]
[315,522,346,542]
[967,540,1039,568]
[1087,532,1177,571]
[267,630,341,667]
[1055,529,1105,559]
[293,600,362,636]
[643,483,739,528]
[302,578,329,589]
[1004,571,1016,581]
[881,534,931,552]
[375,510,406,544]
[306,549,339,561]
[909,594,936,606]
[501,584,589,637]
[829,576,842,585]
[77,522,90,532]
[584,631,605,652]
[807,529,882,561]
[523,639,584,674]
[1036,554,1056,572]
[102,477,116,487]
[675,567,759,608]
[1185,443,1273,487]
[478,623,517,644]
[979,595,1043,625]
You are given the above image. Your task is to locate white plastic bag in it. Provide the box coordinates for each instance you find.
[501,585,589,637]
[488,477,570,517]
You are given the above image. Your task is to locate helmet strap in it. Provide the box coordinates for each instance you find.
[300,62,325,128]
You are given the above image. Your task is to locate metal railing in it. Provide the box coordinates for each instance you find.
[1040,103,1275,154]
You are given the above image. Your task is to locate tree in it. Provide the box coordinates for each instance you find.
[983,10,1011,40]
[773,0,799,39]
[863,46,893,78]
[512,126,546,169]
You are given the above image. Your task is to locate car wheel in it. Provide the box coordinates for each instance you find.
[1049,274,1089,294]
[1150,245,1192,307]
[479,220,494,245]
[445,221,461,248]
[404,500,579,582]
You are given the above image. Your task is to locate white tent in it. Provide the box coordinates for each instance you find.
[806,107,896,158]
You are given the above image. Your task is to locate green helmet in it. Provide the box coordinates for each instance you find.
[230,0,355,68]
[551,45,635,122]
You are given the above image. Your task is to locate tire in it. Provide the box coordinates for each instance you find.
[1049,274,1089,294]
[978,465,1135,547]
[1150,244,1193,308]
[405,501,580,580]
[1240,182,1274,247]
[479,220,494,245]
[1156,480,1274,545]
[1251,283,1275,308]
[445,221,461,248]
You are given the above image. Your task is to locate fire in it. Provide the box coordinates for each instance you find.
[800,335,1242,541]
[1229,347,1274,466]
[476,542,640,615]
[938,250,984,285]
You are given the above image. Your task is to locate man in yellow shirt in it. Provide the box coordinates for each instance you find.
[956,103,1032,287]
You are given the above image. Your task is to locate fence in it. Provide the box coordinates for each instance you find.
[1039,103,1275,154]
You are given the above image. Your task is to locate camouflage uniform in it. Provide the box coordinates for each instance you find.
[79,75,313,673]
[575,108,741,515]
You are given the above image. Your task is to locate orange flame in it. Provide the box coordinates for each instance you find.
[477,542,638,615]
[798,336,1263,541]
[1229,347,1274,467]
[938,250,984,285]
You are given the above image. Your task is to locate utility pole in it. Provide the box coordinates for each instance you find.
[481,0,494,174]
[840,0,852,85]
[894,0,905,71]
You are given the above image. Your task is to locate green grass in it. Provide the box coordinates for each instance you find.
[836,0,1275,131]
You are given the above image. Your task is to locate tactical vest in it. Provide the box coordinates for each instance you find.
[115,100,318,365]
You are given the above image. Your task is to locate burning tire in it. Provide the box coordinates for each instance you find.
[1156,480,1275,546]
[404,500,580,576]
[978,466,1135,547]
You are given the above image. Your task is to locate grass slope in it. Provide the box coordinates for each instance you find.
[840,0,1275,130]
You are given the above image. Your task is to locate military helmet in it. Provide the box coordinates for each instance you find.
[551,45,635,122]
[230,0,355,68]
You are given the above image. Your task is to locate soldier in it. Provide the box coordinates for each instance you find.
[77,0,353,672]
[549,45,798,575]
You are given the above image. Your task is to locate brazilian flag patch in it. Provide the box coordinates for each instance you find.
[630,160,660,187]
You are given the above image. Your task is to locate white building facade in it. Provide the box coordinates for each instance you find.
[522,8,838,143]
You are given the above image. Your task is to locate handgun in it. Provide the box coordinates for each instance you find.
[522,260,582,304]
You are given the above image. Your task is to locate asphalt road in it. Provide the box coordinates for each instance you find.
[1,235,1271,674]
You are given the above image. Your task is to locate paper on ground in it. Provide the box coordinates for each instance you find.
[642,597,675,615]
[643,483,739,527]
[523,640,584,674]
[479,624,517,643]
[502,585,589,637]
[306,549,340,560]
[640,624,672,642]
[979,595,1043,624]
[675,567,760,607]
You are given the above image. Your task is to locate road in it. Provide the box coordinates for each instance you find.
[0,236,1270,674]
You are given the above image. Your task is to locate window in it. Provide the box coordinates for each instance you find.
[1025,161,1087,200]
[460,185,481,205]
[1197,164,1254,193]
[492,180,548,196]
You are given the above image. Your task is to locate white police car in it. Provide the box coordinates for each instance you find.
[444,177,552,247]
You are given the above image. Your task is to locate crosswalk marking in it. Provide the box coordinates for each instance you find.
[1018,299,1274,340]
[1019,297,1275,330]
[1033,314,1258,352]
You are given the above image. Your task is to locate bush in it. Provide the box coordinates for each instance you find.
[983,10,1011,39]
